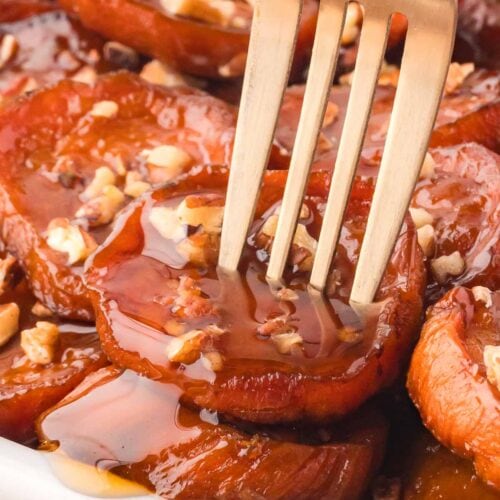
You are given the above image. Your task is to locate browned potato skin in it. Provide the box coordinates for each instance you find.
[59,0,319,80]
[408,287,500,490]
[38,367,388,499]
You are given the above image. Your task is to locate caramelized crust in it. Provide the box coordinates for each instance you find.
[408,287,500,489]
[0,277,106,444]
[58,0,319,80]
[0,72,236,320]
[0,0,56,22]
[38,367,388,499]
[85,166,425,423]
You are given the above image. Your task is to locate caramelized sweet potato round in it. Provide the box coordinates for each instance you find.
[59,0,319,80]
[38,367,388,499]
[0,274,106,444]
[85,166,425,423]
[408,287,500,490]
[274,70,499,171]
[0,72,237,321]
[411,143,499,300]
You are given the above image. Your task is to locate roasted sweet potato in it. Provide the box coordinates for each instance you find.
[58,0,319,80]
[411,143,499,301]
[0,272,106,444]
[38,367,388,499]
[408,287,500,490]
[85,166,425,424]
[0,72,237,321]
[274,70,499,171]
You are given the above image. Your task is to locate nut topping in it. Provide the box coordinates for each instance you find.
[0,303,20,347]
[472,286,492,308]
[271,332,303,355]
[90,100,119,119]
[80,166,116,202]
[46,218,97,265]
[484,345,500,391]
[431,251,466,284]
[21,321,59,365]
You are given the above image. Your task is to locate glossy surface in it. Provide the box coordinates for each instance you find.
[0,72,237,320]
[38,367,388,499]
[0,0,56,23]
[412,143,500,301]
[86,166,425,423]
[274,70,499,172]
[408,287,500,489]
[0,272,106,445]
[59,0,319,80]
[0,9,115,102]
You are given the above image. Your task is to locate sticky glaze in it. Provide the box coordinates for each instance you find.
[38,367,388,499]
[86,166,425,423]
[0,72,237,320]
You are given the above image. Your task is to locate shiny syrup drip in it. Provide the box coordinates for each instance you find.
[38,367,386,499]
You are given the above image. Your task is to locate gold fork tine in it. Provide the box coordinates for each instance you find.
[267,0,348,284]
[310,5,392,291]
[351,0,457,305]
[218,0,303,271]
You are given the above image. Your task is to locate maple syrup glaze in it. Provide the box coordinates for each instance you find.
[0,72,237,320]
[408,288,500,489]
[85,166,425,424]
[274,70,499,172]
[0,8,116,101]
[0,271,106,444]
[58,0,319,80]
[38,367,388,499]
[412,143,500,301]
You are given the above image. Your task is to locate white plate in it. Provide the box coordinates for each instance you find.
[0,438,157,500]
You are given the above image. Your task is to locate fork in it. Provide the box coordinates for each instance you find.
[218,0,457,305]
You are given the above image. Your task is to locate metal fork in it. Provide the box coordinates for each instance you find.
[218,0,457,305]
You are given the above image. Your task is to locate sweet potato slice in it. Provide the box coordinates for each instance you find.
[408,287,500,490]
[0,7,120,102]
[411,143,500,300]
[85,166,425,424]
[273,69,499,171]
[0,72,237,321]
[58,0,319,80]
[38,367,388,499]
[0,272,106,444]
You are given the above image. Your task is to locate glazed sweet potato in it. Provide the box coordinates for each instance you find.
[59,0,318,80]
[411,143,500,301]
[85,166,425,424]
[38,367,388,499]
[0,72,237,321]
[274,69,499,171]
[408,287,500,490]
[0,272,106,444]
